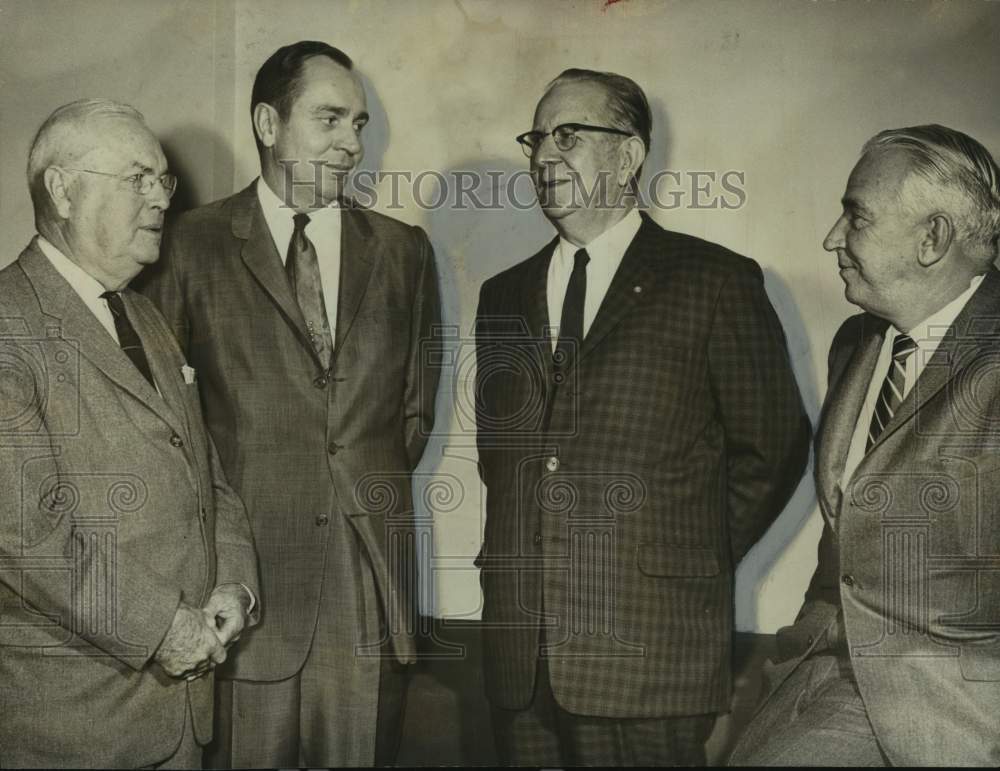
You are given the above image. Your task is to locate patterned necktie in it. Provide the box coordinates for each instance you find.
[285,212,333,369]
[554,248,590,376]
[866,332,917,452]
[101,291,156,388]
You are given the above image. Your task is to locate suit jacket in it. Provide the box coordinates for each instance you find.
[140,182,440,679]
[0,240,258,768]
[474,213,810,717]
[769,269,1000,765]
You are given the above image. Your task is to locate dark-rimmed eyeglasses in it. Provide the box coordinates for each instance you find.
[515,123,633,157]
[65,168,178,198]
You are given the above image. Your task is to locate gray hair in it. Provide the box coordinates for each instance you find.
[27,98,147,220]
[864,124,1000,261]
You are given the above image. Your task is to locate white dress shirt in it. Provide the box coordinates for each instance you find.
[546,207,642,351]
[37,236,119,343]
[840,273,985,488]
[257,177,341,342]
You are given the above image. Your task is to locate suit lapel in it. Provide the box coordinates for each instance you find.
[815,314,886,519]
[19,240,184,436]
[865,268,1000,453]
[333,206,378,362]
[232,184,322,368]
[527,238,558,386]
[572,214,658,371]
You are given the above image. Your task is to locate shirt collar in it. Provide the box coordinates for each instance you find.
[36,235,110,301]
[891,273,985,351]
[257,177,340,225]
[556,207,642,268]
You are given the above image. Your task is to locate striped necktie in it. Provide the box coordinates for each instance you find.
[866,332,917,452]
[101,291,156,388]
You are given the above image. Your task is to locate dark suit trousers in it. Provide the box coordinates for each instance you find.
[207,512,408,768]
[491,658,715,767]
[727,653,887,767]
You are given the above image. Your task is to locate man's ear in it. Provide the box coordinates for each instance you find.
[917,213,954,267]
[252,103,280,150]
[618,136,646,188]
[43,167,73,219]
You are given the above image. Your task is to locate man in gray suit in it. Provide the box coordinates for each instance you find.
[730,125,1000,765]
[142,41,440,767]
[0,99,259,768]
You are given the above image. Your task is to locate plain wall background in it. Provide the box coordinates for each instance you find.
[2,0,998,631]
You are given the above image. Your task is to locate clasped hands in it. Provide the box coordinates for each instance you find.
[154,584,252,680]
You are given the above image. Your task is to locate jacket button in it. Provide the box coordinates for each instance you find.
[806,635,815,646]
[313,375,328,389]
[315,514,329,526]
[169,434,184,448]
[842,574,855,587]
[533,532,542,545]
[545,456,559,472]
[327,442,340,455]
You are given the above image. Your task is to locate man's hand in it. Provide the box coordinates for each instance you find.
[203,583,253,648]
[154,601,227,679]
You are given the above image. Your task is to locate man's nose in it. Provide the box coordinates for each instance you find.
[823,214,847,252]
[336,126,363,157]
[147,177,171,211]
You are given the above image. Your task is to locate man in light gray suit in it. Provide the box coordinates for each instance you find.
[0,99,259,768]
[730,124,1000,765]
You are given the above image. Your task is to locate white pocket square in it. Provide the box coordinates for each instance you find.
[181,364,197,385]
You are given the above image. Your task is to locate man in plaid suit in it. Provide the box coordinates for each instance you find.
[474,68,811,766]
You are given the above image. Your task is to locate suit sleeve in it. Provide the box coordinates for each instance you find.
[206,430,261,626]
[0,341,180,671]
[706,261,811,563]
[402,227,441,470]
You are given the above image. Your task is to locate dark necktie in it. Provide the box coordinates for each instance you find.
[866,332,917,452]
[101,291,156,388]
[554,248,590,376]
[285,212,334,369]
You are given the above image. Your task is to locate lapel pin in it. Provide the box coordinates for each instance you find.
[633,285,643,293]
[181,364,197,385]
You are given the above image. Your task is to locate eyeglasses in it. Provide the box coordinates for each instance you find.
[515,123,633,157]
[65,168,178,198]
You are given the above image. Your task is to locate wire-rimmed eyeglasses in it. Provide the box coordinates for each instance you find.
[64,168,178,198]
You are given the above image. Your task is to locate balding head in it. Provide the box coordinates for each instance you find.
[27,99,148,229]
[27,98,171,290]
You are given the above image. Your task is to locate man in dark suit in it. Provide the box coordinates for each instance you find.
[729,125,1000,766]
[0,98,258,768]
[474,68,810,766]
[141,41,440,767]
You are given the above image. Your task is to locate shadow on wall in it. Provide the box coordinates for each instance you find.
[160,125,235,215]
[412,156,553,616]
[735,266,821,628]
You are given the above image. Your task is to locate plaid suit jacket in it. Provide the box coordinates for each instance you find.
[765,269,1000,765]
[0,241,258,767]
[140,183,440,680]
[475,213,810,717]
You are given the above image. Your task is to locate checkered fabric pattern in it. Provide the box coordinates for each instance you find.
[475,214,811,718]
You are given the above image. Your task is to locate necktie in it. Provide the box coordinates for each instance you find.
[101,291,156,388]
[285,212,334,369]
[554,248,590,376]
[866,333,917,452]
